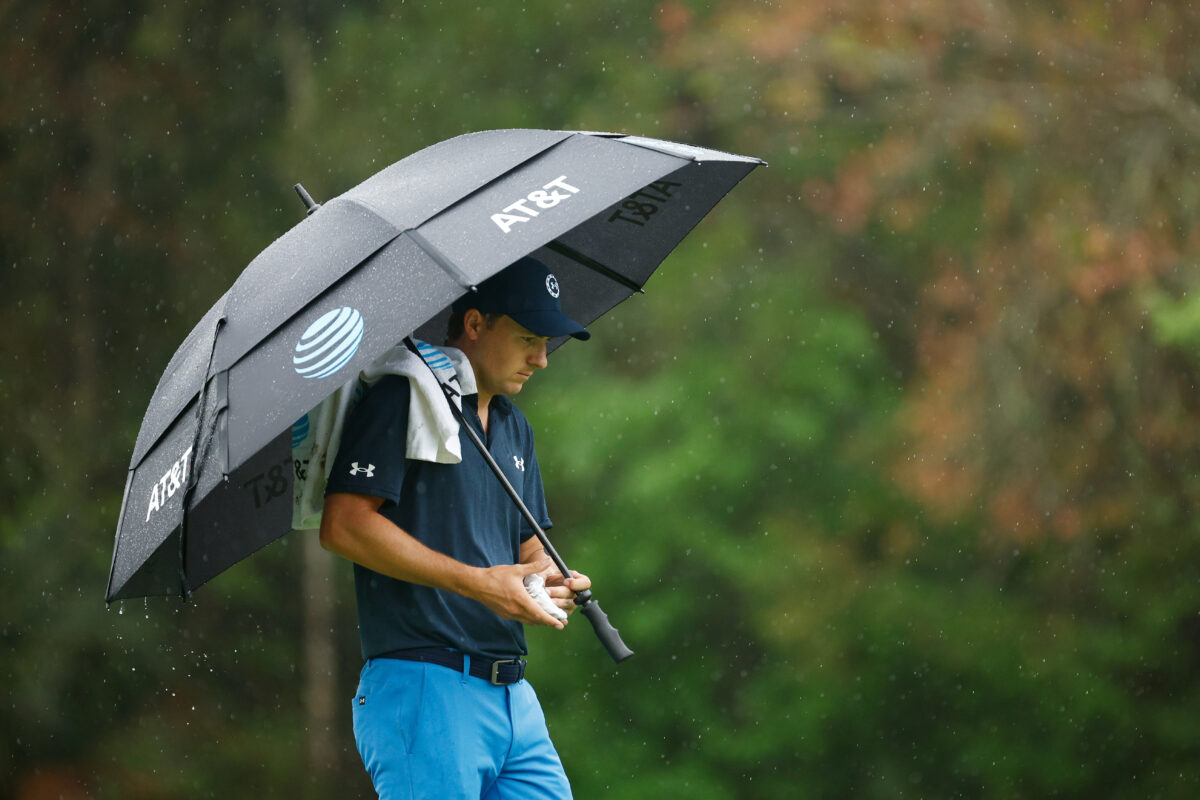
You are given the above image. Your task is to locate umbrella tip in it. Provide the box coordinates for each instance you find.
[294,183,321,216]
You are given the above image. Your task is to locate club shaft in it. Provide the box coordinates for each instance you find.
[401,338,571,579]
[450,392,574,580]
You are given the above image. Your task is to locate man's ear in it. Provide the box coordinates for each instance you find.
[462,308,485,341]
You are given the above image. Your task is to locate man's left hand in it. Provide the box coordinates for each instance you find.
[543,569,591,616]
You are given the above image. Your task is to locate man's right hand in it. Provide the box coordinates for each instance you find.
[471,559,566,629]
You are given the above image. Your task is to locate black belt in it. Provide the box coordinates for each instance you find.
[376,647,527,685]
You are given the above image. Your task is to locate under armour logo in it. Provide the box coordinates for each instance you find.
[349,462,375,477]
[513,456,525,472]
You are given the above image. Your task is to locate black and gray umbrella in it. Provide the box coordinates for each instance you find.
[106,129,762,642]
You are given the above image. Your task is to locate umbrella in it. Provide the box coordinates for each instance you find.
[106,129,763,625]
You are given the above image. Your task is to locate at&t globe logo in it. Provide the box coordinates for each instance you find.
[293,306,364,379]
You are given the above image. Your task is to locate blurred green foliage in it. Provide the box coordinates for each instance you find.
[4,0,1200,798]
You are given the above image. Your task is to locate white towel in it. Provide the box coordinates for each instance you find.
[291,341,475,530]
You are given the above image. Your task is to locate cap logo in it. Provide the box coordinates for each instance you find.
[546,274,560,299]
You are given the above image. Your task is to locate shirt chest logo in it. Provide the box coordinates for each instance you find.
[512,456,525,472]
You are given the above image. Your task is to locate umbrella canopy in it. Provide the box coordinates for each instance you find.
[106,128,763,602]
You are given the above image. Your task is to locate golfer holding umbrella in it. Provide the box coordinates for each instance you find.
[105,128,759,798]
[320,256,590,798]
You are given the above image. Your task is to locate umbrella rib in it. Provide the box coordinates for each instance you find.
[544,240,644,294]
[405,229,476,290]
[177,316,227,600]
[105,469,137,604]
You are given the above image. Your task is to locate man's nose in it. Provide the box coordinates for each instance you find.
[529,343,548,369]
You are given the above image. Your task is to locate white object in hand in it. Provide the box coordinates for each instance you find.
[524,573,568,621]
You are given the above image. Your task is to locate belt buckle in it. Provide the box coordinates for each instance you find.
[490,658,521,685]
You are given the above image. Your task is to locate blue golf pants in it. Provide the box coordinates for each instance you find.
[351,657,572,799]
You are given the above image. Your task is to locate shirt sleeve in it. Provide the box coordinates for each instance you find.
[324,375,410,506]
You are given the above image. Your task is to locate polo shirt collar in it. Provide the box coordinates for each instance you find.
[490,395,515,417]
[461,394,515,419]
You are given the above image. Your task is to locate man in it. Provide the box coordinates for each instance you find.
[320,256,590,799]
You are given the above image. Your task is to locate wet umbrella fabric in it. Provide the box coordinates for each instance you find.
[106,129,763,603]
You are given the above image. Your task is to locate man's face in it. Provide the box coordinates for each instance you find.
[467,313,551,399]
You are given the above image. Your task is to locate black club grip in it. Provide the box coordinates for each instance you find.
[577,596,634,663]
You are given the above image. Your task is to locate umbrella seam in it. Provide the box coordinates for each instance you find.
[381,131,579,238]
[341,130,576,233]
[616,135,769,166]
[404,229,476,290]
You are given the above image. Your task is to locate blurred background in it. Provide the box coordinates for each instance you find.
[4,1,1200,797]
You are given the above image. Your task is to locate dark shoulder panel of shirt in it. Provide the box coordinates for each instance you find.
[324,375,410,503]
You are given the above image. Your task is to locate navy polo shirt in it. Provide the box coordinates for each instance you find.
[324,374,551,661]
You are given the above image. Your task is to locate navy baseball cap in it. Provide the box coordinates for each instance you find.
[453,256,591,340]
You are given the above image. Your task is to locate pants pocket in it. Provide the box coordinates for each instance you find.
[353,662,428,760]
